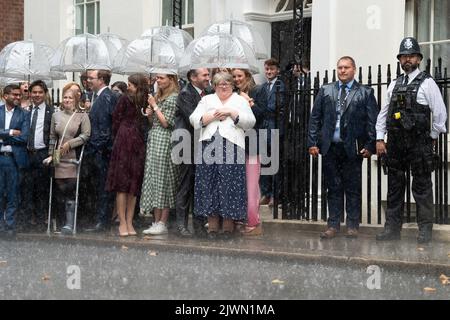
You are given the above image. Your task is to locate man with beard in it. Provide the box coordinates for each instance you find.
[173,68,211,238]
[375,37,447,244]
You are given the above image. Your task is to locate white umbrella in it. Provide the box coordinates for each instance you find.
[0,40,66,81]
[51,33,113,72]
[0,77,54,88]
[98,33,129,63]
[112,35,181,75]
[178,33,259,76]
[141,26,193,52]
[201,20,268,59]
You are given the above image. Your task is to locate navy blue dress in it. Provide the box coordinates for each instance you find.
[194,133,247,220]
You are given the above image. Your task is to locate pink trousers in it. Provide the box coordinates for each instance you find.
[246,155,261,227]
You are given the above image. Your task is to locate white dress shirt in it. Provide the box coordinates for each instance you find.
[376,68,447,140]
[92,86,108,106]
[0,107,15,153]
[190,93,256,150]
[31,102,47,150]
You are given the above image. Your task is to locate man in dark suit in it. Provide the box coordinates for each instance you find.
[0,85,29,237]
[308,56,378,239]
[173,68,211,238]
[84,69,118,232]
[259,58,286,207]
[23,80,54,228]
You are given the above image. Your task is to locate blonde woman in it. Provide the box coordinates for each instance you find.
[232,68,266,236]
[43,88,91,234]
[141,74,179,235]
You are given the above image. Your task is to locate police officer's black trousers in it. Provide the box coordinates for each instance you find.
[385,167,434,231]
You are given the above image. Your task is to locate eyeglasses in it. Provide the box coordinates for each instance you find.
[87,77,99,80]
[216,83,232,88]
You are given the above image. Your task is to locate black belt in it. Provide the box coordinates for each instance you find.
[0,151,13,157]
[28,148,47,154]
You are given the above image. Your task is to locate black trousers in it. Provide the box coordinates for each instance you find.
[385,136,434,231]
[175,163,205,233]
[23,149,50,221]
[322,143,363,230]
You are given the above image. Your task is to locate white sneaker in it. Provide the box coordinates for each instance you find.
[147,222,168,235]
[142,223,157,235]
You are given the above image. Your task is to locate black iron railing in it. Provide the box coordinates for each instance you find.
[274,58,450,225]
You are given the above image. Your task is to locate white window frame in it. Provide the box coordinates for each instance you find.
[405,0,450,72]
[161,0,194,32]
[75,0,101,35]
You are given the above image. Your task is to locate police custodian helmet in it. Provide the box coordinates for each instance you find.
[397,37,423,60]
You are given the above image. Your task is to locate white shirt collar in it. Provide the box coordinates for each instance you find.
[96,86,108,97]
[193,85,203,95]
[405,68,421,82]
[32,102,45,110]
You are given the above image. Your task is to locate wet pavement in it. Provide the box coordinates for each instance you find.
[0,239,449,300]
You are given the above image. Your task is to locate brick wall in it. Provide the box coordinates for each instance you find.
[0,0,24,50]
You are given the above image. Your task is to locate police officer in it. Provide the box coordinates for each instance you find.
[375,37,447,244]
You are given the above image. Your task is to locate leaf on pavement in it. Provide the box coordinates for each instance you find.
[423,287,436,293]
[0,261,7,267]
[417,247,425,251]
[272,279,285,285]
[439,275,449,285]
[121,245,129,251]
[42,274,51,282]
[148,251,158,257]
[143,236,153,241]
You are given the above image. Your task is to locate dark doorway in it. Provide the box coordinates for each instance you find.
[271,18,311,72]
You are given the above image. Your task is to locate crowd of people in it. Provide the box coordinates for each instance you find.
[0,37,447,244]
[0,58,286,240]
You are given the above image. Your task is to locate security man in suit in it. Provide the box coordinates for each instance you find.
[173,68,211,238]
[376,37,447,244]
[23,80,55,228]
[308,56,379,239]
[0,84,29,237]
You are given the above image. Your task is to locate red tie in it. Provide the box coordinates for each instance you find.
[200,91,206,97]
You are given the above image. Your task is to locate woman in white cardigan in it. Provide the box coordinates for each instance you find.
[190,72,256,240]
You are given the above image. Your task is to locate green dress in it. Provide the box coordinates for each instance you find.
[140,94,179,212]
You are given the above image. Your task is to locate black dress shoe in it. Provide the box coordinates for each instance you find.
[176,226,193,238]
[376,229,401,241]
[85,223,109,233]
[417,228,432,244]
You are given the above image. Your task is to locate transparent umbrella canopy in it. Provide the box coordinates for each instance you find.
[201,20,268,59]
[141,26,193,52]
[0,40,66,81]
[51,33,113,72]
[112,34,181,75]
[98,33,129,63]
[0,77,54,88]
[178,33,259,76]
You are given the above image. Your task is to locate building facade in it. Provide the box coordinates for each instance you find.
[23,0,449,79]
[0,0,24,50]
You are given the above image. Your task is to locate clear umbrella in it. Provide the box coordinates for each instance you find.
[98,33,129,63]
[51,33,113,72]
[0,77,54,88]
[0,40,66,81]
[112,34,181,75]
[178,33,259,76]
[201,20,268,59]
[141,26,193,52]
